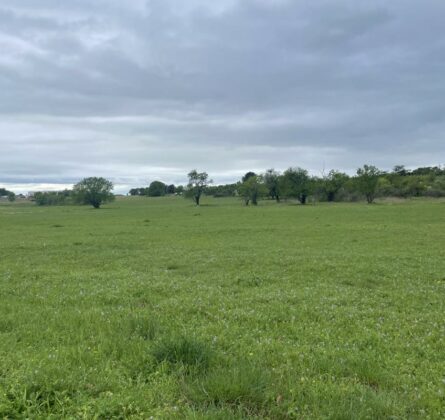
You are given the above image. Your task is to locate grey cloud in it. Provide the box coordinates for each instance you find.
[0,0,444,193]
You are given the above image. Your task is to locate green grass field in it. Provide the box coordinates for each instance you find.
[0,197,444,418]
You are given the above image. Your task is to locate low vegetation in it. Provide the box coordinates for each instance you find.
[0,196,444,418]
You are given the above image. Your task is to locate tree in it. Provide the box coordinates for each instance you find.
[356,165,381,204]
[186,170,212,205]
[242,172,257,183]
[7,192,16,202]
[73,177,114,208]
[239,175,266,205]
[129,188,147,196]
[166,184,176,194]
[206,183,238,197]
[283,167,311,204]
[393,165,408,176]
[148,181,166,197]
[323,170,349,202]
[264,169,282,202]
[0,188,12,197]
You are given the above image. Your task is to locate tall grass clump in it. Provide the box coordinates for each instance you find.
[186,363,271,415]
[151,336,212,371]
[127,315,158,341]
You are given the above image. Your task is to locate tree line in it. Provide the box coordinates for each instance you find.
[129,182,184,197]
[31,178,115,208]
[186,164,445,206]
[5,164,443,209]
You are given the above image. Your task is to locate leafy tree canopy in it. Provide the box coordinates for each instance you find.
[186,170,212,205]
[356,165,381,204]
[264,169,282,202]
[73,177,114,209]
[0,188,13,197]
[239,175,267,205]
[148,181,167,197]
[242,172,257,183]
[323,170,349,202]
[283,167,311,204]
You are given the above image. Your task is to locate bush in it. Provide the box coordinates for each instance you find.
[33,191,71,206]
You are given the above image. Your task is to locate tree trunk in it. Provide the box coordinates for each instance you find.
[275,195,280,203]
[195,195,200,205]
[244,198,250,206]
[300,194,307,205]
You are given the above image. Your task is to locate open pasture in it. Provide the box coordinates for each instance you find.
[0,197,444,418]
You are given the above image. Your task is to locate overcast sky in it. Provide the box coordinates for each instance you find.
[1,0,444,193]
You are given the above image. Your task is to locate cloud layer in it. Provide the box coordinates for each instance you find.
[1,0,444,192]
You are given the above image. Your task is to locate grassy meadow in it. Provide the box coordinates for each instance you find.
[0,196,444,418]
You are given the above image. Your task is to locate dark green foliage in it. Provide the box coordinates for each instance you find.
[410,166,445,176]
[0,189,17,203]
[242,172,257,183]
[264,169,282,202]
[148,180,167,197]
[206,183,238,197]
[393,165,408,176]
[199,165,445,203]
[238,175,266,205]
[323,170,349,202]
[166,184,176,194]
[129,187,149,196]
[33,190,72,206]
[283,167,311,204]
[180,164,444,205]
[384,168,445,198]
[0,188,12,196]
[427,175,445,197]
[73,177,114,208]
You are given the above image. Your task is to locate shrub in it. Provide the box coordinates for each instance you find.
[33,191,71,206]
